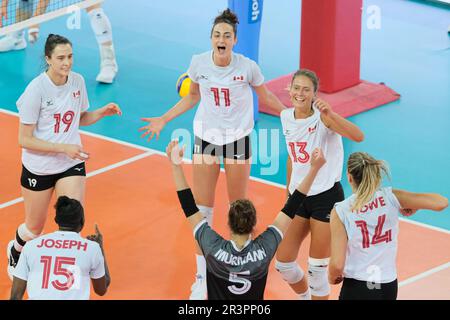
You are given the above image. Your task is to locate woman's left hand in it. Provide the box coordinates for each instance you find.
[101,103,122,117]
[400,208,417,216]
[314,98,333,117]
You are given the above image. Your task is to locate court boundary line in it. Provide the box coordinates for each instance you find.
[399,261,450,288]
[0,152,154,210]
[1,108,449,236]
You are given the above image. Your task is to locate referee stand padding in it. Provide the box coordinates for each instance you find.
[259,0,400,118]
[260,76,401,118]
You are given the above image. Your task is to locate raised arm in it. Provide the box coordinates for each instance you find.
[393,189,448,215]
[254,84,286,115]
[140,82,201,141]
[314,98,364,142]
[272,148,326,234]
[88,224,111,296]
[166,140,204,229]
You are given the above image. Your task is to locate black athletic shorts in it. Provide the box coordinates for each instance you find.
[294,182,344,222]
[339,277,398,300]
[193,135,251,160]
[21,162,86,191]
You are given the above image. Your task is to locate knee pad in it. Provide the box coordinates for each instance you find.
[197,205,214,226]
[88,8,113,44]
[16,223,40,250]
[308,257,330,297]
[275,260,305,284]
[28,27,39,44]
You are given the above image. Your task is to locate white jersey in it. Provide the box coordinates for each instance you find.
[14,231,105,300]
[281,108,343,195]
[188,51,264,145]
[334,187,401,283]
[17,71,90,175]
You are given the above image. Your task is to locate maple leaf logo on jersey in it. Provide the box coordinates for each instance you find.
[72,90,81,99]
[308,124,317,134]
[233,75,244,81]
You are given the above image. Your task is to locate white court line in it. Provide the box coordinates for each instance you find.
[1,108,449,235]
[0,152,154,210]
[0,197,24,210]
[400,261,450,288]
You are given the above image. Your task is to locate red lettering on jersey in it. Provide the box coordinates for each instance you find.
[78,242,88,251]
[356,197,387,214]
[37,239,88,251]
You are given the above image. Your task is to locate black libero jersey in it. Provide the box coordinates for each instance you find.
[194,220,282,300]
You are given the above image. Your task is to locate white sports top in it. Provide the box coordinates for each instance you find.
[334,187,401,283]
[14,231,105,300]
[17,71,89,175]
[188,51,264,145]
[281,107,343,195]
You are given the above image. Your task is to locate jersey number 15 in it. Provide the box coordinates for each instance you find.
[40,256,77,291]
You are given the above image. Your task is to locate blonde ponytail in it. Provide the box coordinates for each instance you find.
[347,152,390,212]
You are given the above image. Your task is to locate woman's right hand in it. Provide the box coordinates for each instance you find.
[139,117,166,141]
[165,140,185,166]
[310,148,326,170]
[63,144,89,161]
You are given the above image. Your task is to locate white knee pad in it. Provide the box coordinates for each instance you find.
[308,257,330,297]
[88,8,113,44]
[15,223,40,251]
[197,205,214,226]
[275,260,305,284]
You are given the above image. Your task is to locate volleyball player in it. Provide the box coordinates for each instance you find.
[140,9,286,299]
[275,69,364,300]
[166,140,326,299]
[10,196,111,300]
[329,152,448,299]
[6,34,121,280]
[0,0,118,83]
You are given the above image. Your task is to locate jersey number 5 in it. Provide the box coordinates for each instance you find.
[54,111,75,133]
[228,270,251,295]
[355,214,392,249]
[40,256,76,291]
[210,87,230,107]
[288,142,310,163]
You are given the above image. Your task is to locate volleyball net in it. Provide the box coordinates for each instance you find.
[0,0,103,36]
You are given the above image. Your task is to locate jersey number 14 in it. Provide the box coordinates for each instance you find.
[355,214,392,249]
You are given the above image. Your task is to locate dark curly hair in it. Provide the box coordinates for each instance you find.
[228,199,257,235]
[54,196,84,230]
[211,8,239,37]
